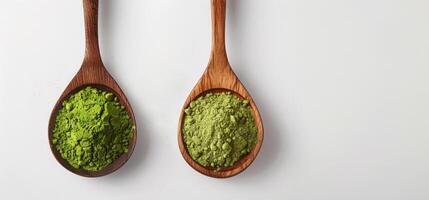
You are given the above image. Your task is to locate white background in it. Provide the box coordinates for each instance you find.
[1,0,429,199]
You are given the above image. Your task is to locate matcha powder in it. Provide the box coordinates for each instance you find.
[183,92,258,169]
[52,87,134,171]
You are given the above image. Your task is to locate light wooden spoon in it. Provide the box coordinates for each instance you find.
[178,0,264,178]
[48,0,137,177]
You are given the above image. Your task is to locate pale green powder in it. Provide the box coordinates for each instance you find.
[183,92,258,169]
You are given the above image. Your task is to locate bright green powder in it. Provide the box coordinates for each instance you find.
[183,92,258,169]
[52,86,134,171]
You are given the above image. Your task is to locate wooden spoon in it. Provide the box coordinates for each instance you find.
[48,0,137,177]
[178,0,264,178]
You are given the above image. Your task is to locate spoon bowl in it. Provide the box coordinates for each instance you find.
[178,87,263,178]
[178,0,264,178]
[48,0,137,177]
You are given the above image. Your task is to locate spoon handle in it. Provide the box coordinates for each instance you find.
[210,0,229,65]
[83,0,102,63]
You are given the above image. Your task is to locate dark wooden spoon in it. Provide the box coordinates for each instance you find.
[48,0,137,177]
[178,0,264,178]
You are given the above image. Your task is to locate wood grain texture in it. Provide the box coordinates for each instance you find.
[48,0,137,177]
[178,0,264,178]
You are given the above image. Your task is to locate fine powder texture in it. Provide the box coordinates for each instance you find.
[52,87,134,171]
[183,92,258,169]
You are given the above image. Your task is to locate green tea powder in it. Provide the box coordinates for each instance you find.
[183,92,258,169]
[53,87,134,171]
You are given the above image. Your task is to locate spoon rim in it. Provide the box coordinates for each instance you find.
[48,83,137,177]
[178,88,264,178]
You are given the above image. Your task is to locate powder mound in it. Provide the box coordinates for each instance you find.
[52,87,134,171]
[183,92,258,169]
